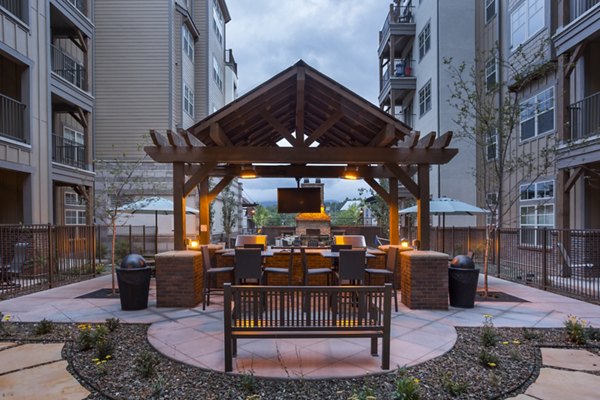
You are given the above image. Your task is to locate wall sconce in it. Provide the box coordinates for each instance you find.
[239,164,257,179]
[342,165,359,180]
[185,238,200,250]
[400,238,410,248]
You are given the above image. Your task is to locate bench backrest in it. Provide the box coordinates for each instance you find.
[224,284,392,331]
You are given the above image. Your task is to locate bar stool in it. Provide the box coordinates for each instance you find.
[201,245,234,310]
[366,246,399,311]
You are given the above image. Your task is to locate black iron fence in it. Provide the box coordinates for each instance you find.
[0,224,95,299]
[96,225,158,260]
[569,91,600,141]
[0,93,26,142]
[50,44,87,91]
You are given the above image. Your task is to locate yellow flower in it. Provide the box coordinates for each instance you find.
[483,314,493,318]
[92,358,99,362]
[101,360,107,364]
[95,361,101,365]
[105,355,112,359]
[2,315,10,321]
[502,341,509,345]
[414,378,420,384]
[487,362,497,367]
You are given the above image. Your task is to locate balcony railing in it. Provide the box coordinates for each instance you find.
[66,0,86,16]
[51,44,87,91]
[390,4,414,24]
[569,91,600,141]
[52,134,87,169]
[570,0,600,21]
[0,93,26,142]
[0,0,23,20]
[383,58,414,82]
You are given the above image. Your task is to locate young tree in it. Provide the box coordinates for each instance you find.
[444,40,556,295]
[220,183,238,246]
[251,205,270,233]
[359,180,390,237]
[95,156,149,295]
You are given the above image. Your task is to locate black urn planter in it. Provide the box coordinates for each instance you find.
[448,255,479,308]
[116,254,152,311]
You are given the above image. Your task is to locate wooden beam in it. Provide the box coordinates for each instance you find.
[397,131,420,148]
[384,163,419,197]
[173,163,186,250]
[183,162,217,196]
[389,177,399,245]
[208,176,234,202]
[178,129,206,147]
[75,29,88,53]
[145,146,458,165]
[167,130,187,147]
[431,131,453,149]
[368,124,397,147]
[295,67,306,146]
[198,178,210,244]
[69,108,87,129]
[209,123,232,146]
[364,177,390,203]
[260,110,298,146]
[189,164,396,179]
[149,130,168,147]
[416,131,436,148]
[564,167,583,193]
[417,165,430,250]
[565,43,586,78]
[304,108,343,146]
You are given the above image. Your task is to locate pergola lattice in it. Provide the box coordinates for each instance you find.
[145,61,458,250]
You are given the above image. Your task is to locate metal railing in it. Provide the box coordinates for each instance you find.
[0,93,26,142]
[51,44,87,91]
[96,225,158,260]
[66,0,87,16]
[52,134,87,169]
[0,224,96,299]
[0,0,23,20]
[570,0,600,21]
[390,3,414,24]
[569,91,600,140]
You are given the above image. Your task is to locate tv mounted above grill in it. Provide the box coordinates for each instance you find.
[277,187,321,213]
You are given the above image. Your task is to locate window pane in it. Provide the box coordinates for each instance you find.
[521,119,535,140]
[485,0,496,22]
[528,0,544,34]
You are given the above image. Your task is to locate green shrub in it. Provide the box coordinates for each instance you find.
[105,317,120,332]
[481,314,497,347]
[565,315,587,345]
[349,385,376,400]
[34,318,54,335]
[441,372,469,397]
[77,324,108,351]
[522,328,540,341]
[240,370,257,394]
[95,339,114,360]
[394,369,421,400]
[478,348,499,368]
[135,351,160,378]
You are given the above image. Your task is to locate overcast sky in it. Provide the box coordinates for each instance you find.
[226,0,387,204]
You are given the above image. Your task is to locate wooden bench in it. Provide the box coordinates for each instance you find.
[223,283,392,372]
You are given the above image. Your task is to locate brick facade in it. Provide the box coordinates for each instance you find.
[400,250,449,310]
[155,251,203,307]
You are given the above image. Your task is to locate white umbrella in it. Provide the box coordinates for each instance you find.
[120,197,199,228]
[399,197,490,252]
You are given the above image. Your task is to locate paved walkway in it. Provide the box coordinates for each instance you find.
[2,274,600,380]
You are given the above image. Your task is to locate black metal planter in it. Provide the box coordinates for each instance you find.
[116,254,151,311]
[448,267,480,308]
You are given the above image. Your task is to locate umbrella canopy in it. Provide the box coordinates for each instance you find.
[120,197,199,215]
[399,197,490,216]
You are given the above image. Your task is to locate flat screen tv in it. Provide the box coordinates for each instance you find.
[277,187,321,213]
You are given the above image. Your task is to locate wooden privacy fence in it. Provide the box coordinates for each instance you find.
[0,224,96,299]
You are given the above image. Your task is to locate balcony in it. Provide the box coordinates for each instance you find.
[379,58,416,107]
[0,0,24,21]
[570,0,600,22]
[51,44,87,91]
[52,134,87,169]
[557,91,600,169]
[570,92,600,141]
[0,93,26,142]
[378,3,415,58]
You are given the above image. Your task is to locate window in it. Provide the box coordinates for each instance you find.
[213,0,224,45]
[485,0,496,23]
[510,0,544,47]
[485,57,497,91]
[212,55,223,91]
[65,210,86,225]
[486,130,498,160]
[65,192,85,206]
[182,25,194,62]
[418,22,431,61]
[418,80,431,117]
[519,179,554,245]
[520,87,554,140]
[183,83,194,117]
[63,127,85,166]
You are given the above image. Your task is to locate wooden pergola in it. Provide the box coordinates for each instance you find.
[145,61,457,250]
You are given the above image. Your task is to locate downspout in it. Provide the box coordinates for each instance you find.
[436,0,441,224]
[168,0,174,129]
[496,0,504,228]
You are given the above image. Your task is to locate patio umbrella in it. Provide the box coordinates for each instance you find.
[399,197,490,252]
[120,197,199,229]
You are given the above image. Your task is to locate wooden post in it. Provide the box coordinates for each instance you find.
[389,177,399,244]
[173,162,186,250]
[199,178,210,244]
[417,165,430,249]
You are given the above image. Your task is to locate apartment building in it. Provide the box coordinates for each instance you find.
[378,0,477,227]
[94,0,241,242]
[475,0,599,237]
[0,0,94,225]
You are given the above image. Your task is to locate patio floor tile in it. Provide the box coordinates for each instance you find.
[541,348,600,371]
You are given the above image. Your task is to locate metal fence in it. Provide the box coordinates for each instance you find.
[0,224,95,299]
[96,225,158,260]
[569,91,600,140]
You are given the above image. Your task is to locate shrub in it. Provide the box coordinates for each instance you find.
[478,348,499,368]
[349,385,376,400]
[114,240,130,263]
[0,312,11,336]
[481,314,497,347]
[105,318,120,332]
[240,370,257,394]
[565,315,587,345]
[441,372,469,397]
[522,328,540,341]
[77,324,108,351]
[34,318,54,335]
[135,351,160,378]
[394,369,421,400]
[95,339,114,360]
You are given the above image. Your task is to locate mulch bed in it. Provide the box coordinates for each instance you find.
[0,321,597,399]
[476,291,528,303]
[76,289,120,299]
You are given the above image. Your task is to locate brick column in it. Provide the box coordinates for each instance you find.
[155,250,202,307]
[400,250,448,309]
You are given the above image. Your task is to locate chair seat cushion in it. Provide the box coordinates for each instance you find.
[208,266,235,274]
[365,268,393,275]
[307,268,333,275]
[263,267,289,274]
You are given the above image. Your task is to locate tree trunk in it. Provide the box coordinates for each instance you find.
[111,216,117,295]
